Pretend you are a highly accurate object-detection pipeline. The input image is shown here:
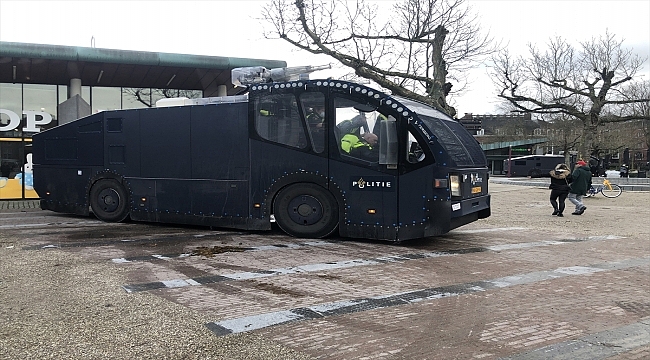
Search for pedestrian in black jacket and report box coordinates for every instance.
[549,163,572,217]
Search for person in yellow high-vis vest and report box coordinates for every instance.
[341,132,378,161]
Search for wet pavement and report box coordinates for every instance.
[1,183,649,359]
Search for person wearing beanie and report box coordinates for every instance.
[549,163,572,216]
[568,159,592,215]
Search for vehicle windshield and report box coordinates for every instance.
[394,96,486,167]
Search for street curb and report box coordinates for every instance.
[0,199,41,211]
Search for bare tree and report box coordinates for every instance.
[619,80,650,150]
[492,31,650,158]
[262,0,497,117]
[538,113,582,162]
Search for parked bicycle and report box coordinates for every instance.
[585,178,622,198]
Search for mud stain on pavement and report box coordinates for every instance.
[249,281,307,297]
[192,245,254,257]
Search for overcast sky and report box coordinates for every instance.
[1,0,648,115]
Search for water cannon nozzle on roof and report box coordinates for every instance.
[231,64,332,87]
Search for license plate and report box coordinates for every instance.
[471,186,482,194]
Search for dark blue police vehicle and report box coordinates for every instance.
[32,66,490,241]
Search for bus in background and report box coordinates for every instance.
[504,154,606,178]
[32,66,490,242]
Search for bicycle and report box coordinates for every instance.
[585,178,622,198]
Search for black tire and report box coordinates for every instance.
[273,183,338,238]
[601,184,622,198]
[90,179,130,222]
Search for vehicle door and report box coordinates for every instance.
[328,93,398,240]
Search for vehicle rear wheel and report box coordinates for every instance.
[90,179,130,222]
[601,184,622,198]
[273,183,338,238]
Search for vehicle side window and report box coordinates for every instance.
[254,94,307,149]
[299,92,325,153]
[334,97,386,163]
[407,131,426,164]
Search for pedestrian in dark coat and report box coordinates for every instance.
[568,159,592,215]
[549,163,572,217]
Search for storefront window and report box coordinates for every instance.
[122,88,202,108]
[58,85,67,104]
[0,83,22,138]
[182,90,203,99]
[0,140,24,176]
[23,84,58,137]
[122,87,151,109]
[92,87,121,114]
[152,88,174,106]
[82,86,91,105]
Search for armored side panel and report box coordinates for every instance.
[102,110,141,178]
[128,103,254,229]
[33,113,105,215]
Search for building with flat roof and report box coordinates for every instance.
[0,41,286,199]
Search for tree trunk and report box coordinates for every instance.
[580,124,597,160]
[429,26,455,117]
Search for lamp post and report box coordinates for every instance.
[507,145,512,178]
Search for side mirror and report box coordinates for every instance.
[379,116,398,168]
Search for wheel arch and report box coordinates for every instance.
[263,172,334,217]
[262,172,344,230]
[88,170,131,201]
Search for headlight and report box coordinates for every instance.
[450,175,461,196]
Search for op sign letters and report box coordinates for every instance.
[0,109,53,132]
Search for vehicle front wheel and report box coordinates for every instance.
[90,179,130,222]
[273,183,338,238]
